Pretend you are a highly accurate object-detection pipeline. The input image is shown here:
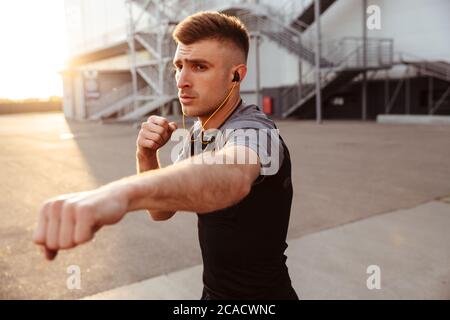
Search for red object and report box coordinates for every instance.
[263,96,273,115]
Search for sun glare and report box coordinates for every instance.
[0,0,67,100]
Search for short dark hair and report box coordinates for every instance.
[173,11,250,62]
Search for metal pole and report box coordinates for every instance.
[362,0,367,120]
[384,70,389,113]
[127,1,138,111]
[158,31,166,115]
[298,59,303,101]
[255,33,262,107]
[298,29,303,101]
[156,4,166,116]
[314,0,322,123]
[405,67,410,114]
[428,76,433,114]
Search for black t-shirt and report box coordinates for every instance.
[175,101,298,299]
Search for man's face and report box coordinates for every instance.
[173,39,240,117]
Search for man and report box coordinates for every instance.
[33,12,298,300]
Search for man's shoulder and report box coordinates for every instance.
[221,102,277,131]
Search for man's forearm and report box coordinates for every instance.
[124,150,254,214]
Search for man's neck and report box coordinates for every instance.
[198,93,241,131]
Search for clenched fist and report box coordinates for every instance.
[32,184,129,260]
[137,115,177,159]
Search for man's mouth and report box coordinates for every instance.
[179,95,196,104]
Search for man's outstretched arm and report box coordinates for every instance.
[32,145,260,260]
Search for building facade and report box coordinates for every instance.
[62,0,450,121]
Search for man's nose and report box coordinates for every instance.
[176,69,191,89]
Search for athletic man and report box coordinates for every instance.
[33,12,298,300]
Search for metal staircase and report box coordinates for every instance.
[80,0,350,121]
[87,83,134,120]
[237,11,333,67]
[282,37,394,117]
[393,52,450,115]
[399,53,450,83]
[279,0,337,33]
[91,0,393,120]
[116,0,182,121]
[121,0,239,121]
[117,0,333,121]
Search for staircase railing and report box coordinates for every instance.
[88,84,155,120]
[281,36,394,116]
[233,9,331,66]
[397,52,450,82]
[281,40,361,116]
[87,82,133,118]
[278,0,313,26]
[129,0,375,119]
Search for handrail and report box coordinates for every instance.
[133,0,153,28]
[280,36,394,116]
[87,83,133,116]
[89,85,155,120]
[278,0,312,25]
[236,10,324,65]
[396,51,450,81]
[282,41,363,97]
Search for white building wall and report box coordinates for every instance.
[367,0,450,60]
[73,73,85,119]
[62,75,74,118]
[303,0,450,60]
[77,51,151,71]
[65,0,128,55]
[243,36,300,91]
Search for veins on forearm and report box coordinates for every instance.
[129,152,250,214]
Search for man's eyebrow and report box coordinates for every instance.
[173,58,213,66]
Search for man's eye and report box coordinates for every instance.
[172,66,181,75]
[194,65,206,71]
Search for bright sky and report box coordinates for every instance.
[0,0,67,100]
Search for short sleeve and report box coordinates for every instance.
[223,125,284,177]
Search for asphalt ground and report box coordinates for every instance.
[1,112,449,299]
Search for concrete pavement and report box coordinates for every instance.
[83,199,450,300]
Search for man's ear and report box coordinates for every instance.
[233,64,247,83]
